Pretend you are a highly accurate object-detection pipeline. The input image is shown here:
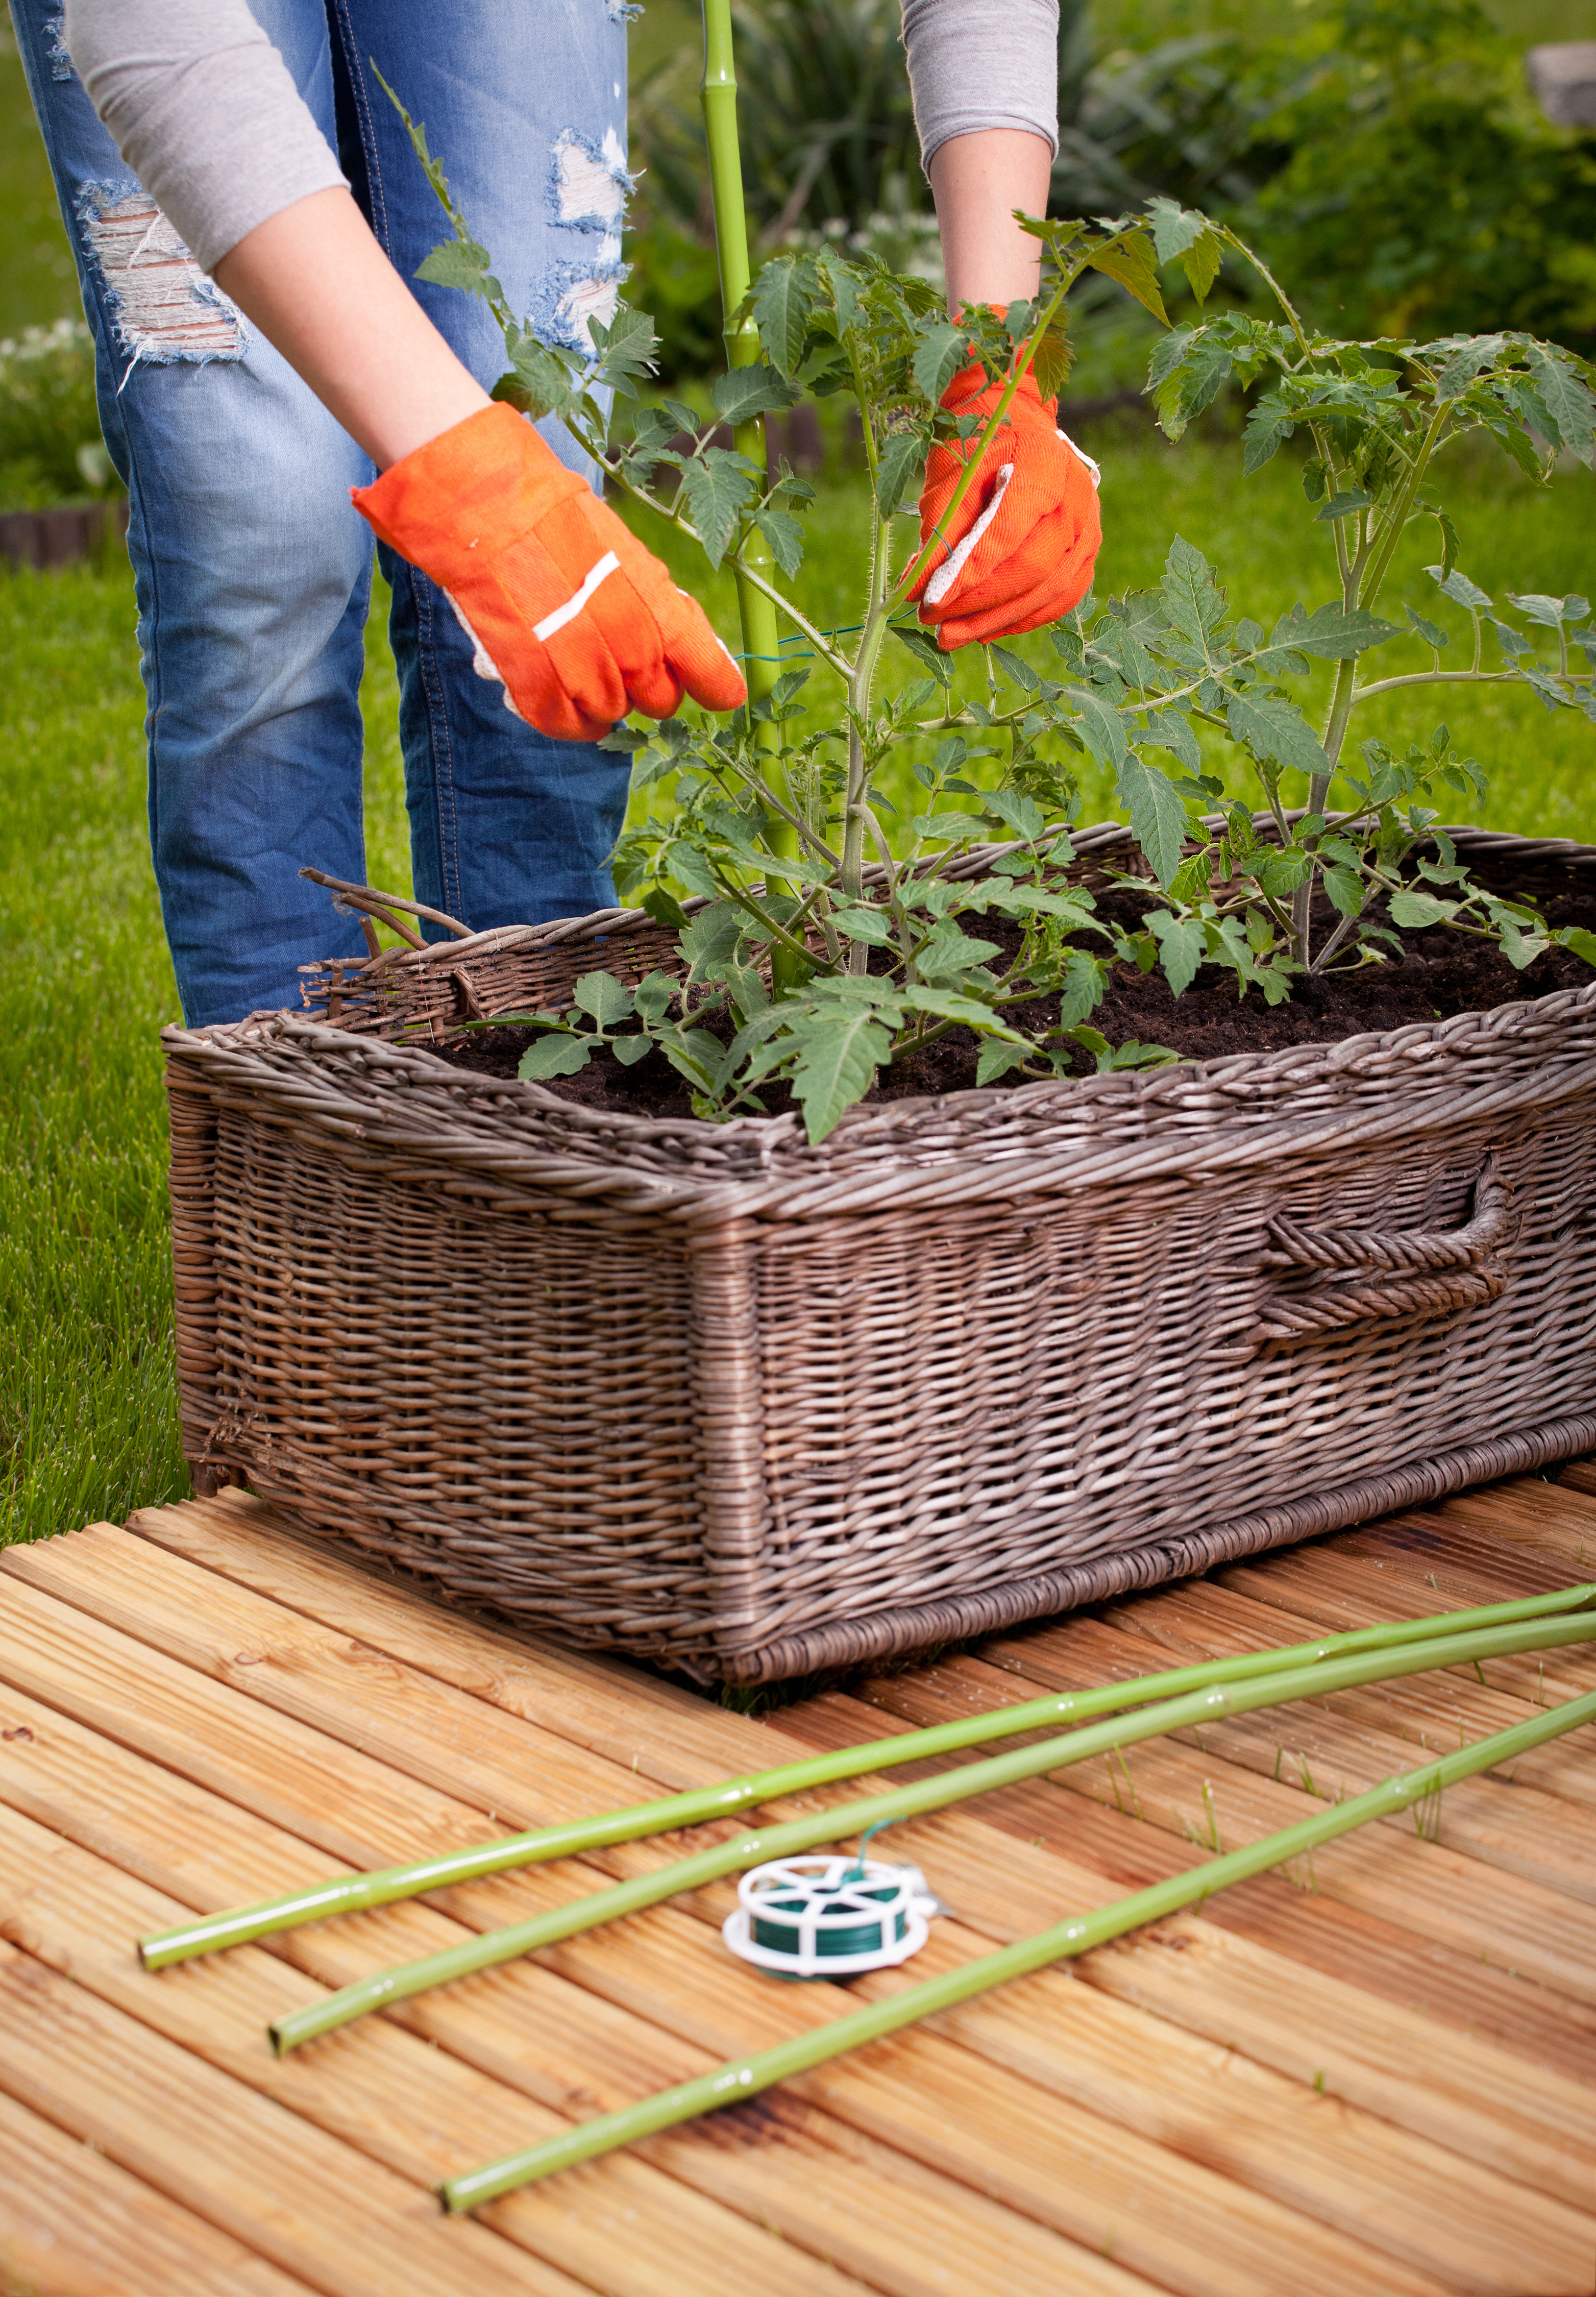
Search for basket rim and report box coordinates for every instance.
[289,814,1596,1021]
[163,820,1596,1197]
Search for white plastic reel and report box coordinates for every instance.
[722,1854,941,1978]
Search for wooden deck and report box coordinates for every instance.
[2,1473,1595,2297]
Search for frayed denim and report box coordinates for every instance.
[14,0,632,1022]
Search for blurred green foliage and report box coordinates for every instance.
[0,317,115,507]
[1244,0,1596,350]
[628,0,1596,385]
[0,24,80,341]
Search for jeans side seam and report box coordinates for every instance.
[412,573,462,924]
[325,0,392,253]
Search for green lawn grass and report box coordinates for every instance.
[0,564,408,1545]
[2,426,1592,1547]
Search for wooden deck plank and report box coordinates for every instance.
[124,1493,817,1782]
[0,1652,1171,2297]
[1,1579,1359,2297]
[0,1690,1176,2297]
[0,2087,316,2297]
[1017,1786,1596,2080]
[1077,1577,1596,1809]
[1069,1911,1596,2206]
[4,1536,1533,2296]
[0,1802,885,2297]
[0,1945,581,2297]
[10,1474,1594,2294]
[0,1631,1445,2297]
[0,1572,520,1875]
[539,1915,1464,2297]
[0,1523,738,1837]
[849,1949,1596,2284]
[778,1674,1596,2005]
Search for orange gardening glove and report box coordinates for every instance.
[352,402,746,743]
[907,360,1102,652]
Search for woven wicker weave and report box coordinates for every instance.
[163,821,1596,1681]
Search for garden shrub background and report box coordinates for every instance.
[2,0,1595,1541]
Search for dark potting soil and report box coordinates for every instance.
[430,868,1596,1125]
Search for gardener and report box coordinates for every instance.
[19,0,1090,1025]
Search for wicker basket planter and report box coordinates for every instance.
[163,821,1596,1682]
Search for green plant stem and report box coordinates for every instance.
[726,552,853,681]
[842,517,894,933]
[264,1608,1596,2056]
[1357,399,1449,616]
[441,1681,1596,2209]
[1355,669,1558,702]
[700,0,802,981]
[138,1578,1593,1972]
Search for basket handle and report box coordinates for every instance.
[1249,1155,1517,1344]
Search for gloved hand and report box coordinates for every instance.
[908,360,1101,652]
[352,403,747,743]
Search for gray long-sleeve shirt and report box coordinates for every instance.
[63,0,1060,275]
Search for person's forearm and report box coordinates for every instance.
[213,188,489,470]
[928,129,1052,316]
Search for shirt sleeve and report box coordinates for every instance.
[900,0,1060,169]
[63,0,348,274]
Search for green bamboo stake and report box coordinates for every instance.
[139,1578,1596,1971]
[700,0,804,913]
[266,1608,1596,2056]
[440,1680,1596,2210]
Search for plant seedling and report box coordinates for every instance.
[388,87,1596,1141]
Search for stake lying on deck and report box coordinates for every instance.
[266,1608,1596,2055]
[440,1682,1596,2211]
[137,1580,1596,1972]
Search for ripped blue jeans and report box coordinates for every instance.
[14,0,635,1024]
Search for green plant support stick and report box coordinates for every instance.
[440,1681,1596,2210]
[700,0,803,932]
[139,1579,1596,1970]
[266,1609,1596,2055]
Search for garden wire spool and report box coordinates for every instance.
[724,1823,941,1979]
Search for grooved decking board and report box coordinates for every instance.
[0,2086,316,2297]
[4,1476,1595,2296]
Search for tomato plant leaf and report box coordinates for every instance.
[1268,602,1398,660]
[1426,565,1493,613]
[416,238,501,302]
[1519,341,1594,466]
[1243,394,1293,473]
[1116,751,1188,887]
[1387,889,1455,928]
[572,971,634,1027]
[675,448,761,568]
[1144,908,1206,996]
[913,321,968,409]
[1071,687,1128,771]
[711,362,801,426]
[752,507,805,577]
[1403,603,1450,649]
[750,255,818,378]
[1085,231,1168,324]
[1161,534,1225,649]
[788,1008,894,1143]
[1226,688,1330,778]
[1029,308,1074,398]
[519,1033,598,1081]
[875,427,930,518]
